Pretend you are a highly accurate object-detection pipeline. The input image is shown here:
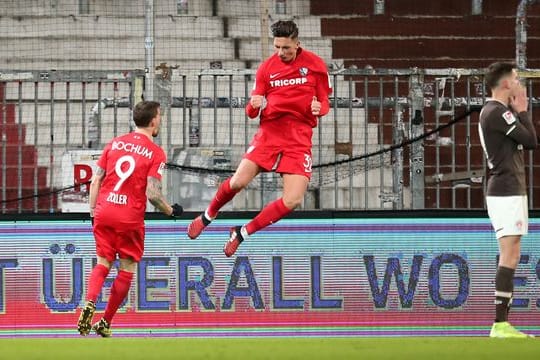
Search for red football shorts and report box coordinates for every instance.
[93,222,145,262]
[244,119,314,179]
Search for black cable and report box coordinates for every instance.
[165,108,478,172]
[1,108,478,205]
[314,108,478,169]
[0,181,91,205]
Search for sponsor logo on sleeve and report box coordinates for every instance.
[158,162,165,176]
[502,111,516,125]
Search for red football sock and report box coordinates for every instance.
[103,270,133,324]
[86,264,110,303]
[245,198,292,235]
[207,177,239,218]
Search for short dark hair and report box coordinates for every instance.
[271,20,298,39]
[133,100,160,127]
[485,62,515,90]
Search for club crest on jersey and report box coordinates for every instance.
[502,110,516,125]
[299,67,308,76]
[158,162,165,175]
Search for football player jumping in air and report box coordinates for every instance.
[187,20,332,257]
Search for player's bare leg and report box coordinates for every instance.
[490,236,532,338]
[224,173,307,257]
[229,159,261,190]
[281,173,309,209]
[189,159,260,240]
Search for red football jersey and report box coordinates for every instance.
[246,47,332,127]
[94,132,166,225]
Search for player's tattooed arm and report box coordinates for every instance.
[89,167,105,217]
[146,176,173,216]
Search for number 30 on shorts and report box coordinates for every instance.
[303,154,313,173]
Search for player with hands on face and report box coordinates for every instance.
[478,62,537,338]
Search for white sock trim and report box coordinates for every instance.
[240,225,249,240]
[495,290,512,298]
[204,210,214,222]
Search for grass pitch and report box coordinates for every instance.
[1,337,539,360]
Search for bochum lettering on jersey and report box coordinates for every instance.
[112,140,153,159]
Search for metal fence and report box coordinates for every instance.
[1,67,539,213]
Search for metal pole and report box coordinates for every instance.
[1,83,6,213]
[434,78,441,208]
[450,78,456,208]
[363,77,369,208]
[260,0,270,60]
[378,77,385,208]
[17,82,23,213]
[144,0,155,100]
[213,75,218,145]
[348,75,353,209]
[34,82,39,212]
[392,103,404,210]
[516,0,528,70]
[49,82,55,212]
[409,72,425,209]
[65,82,70,149]
[113,82,118,138]
[528,79,534,208]
[97,83,102,147]
[515,0,539,70]
[81,82,86,147]
[244,74,250,210]
[228,74,233,146]
[333,74,338,209]
[182,75,187,148]
[471,0,482,15]
[374,0,385,15]
[155,66,172,148]
[155,69,172,199]
[466,77,472,208]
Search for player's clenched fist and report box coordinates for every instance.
[250,95,265,109]
[311,96,321,116]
